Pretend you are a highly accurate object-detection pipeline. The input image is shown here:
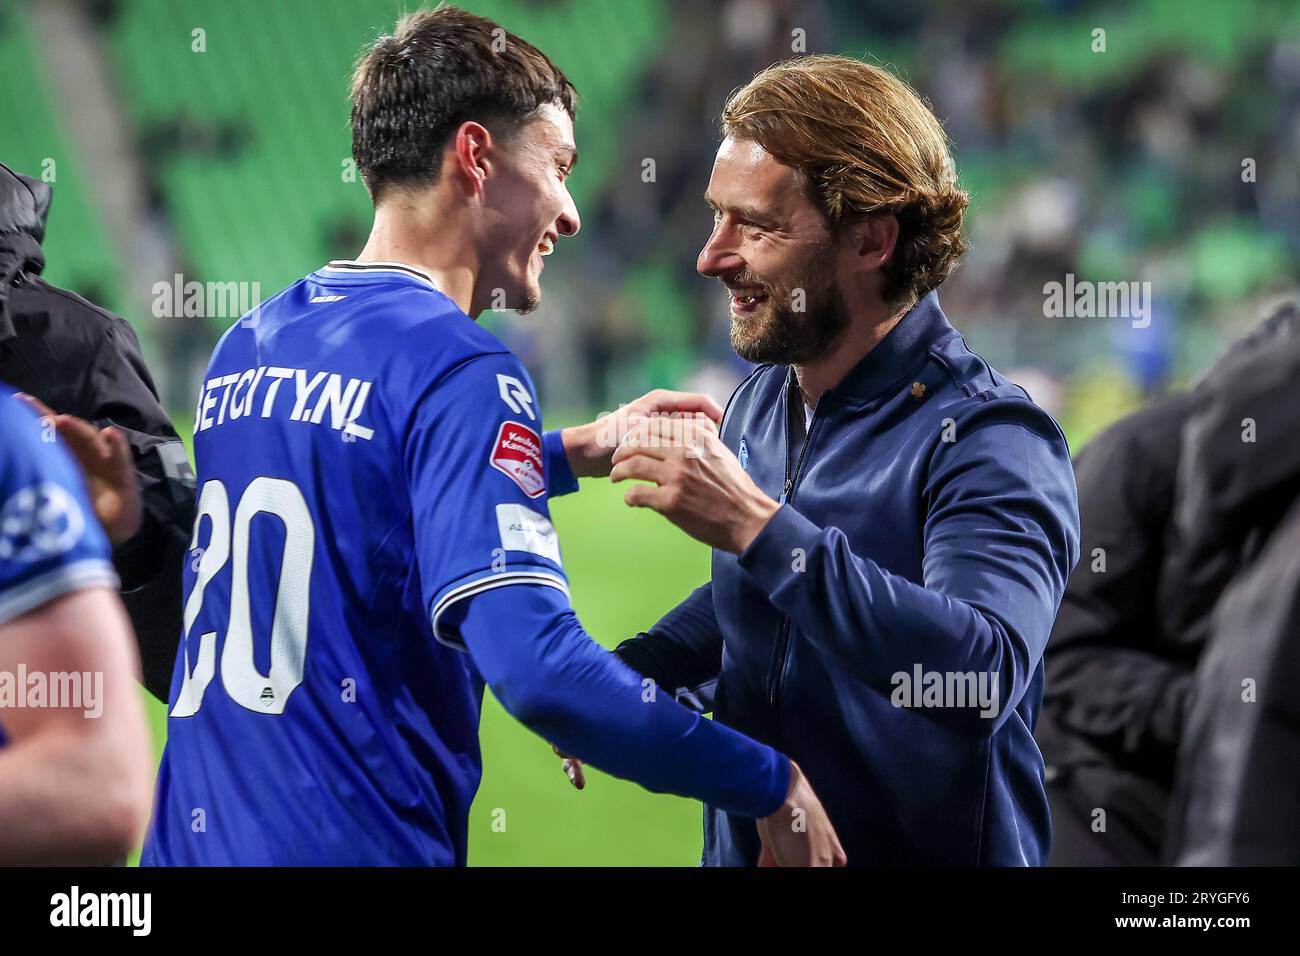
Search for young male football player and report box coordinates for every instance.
[143,7,843,866]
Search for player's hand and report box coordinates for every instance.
[756,760,847,867]
[610,414,779,554]
[15,394,142,547]
[560,390,724,479]
[551,743,585,790]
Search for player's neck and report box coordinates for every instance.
[356,204,479,316]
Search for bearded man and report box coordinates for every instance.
[570,55,1081,866]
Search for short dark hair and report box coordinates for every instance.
[350,6,577,203]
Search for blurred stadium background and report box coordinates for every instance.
[2,0,1297,864]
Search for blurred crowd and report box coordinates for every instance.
[503,0,1300,430]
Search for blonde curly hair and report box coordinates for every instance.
[721,55,969,306]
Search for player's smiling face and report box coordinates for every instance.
[480,102,580,314]
[698,138,850,364]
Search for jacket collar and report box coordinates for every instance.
[820,290,955,406]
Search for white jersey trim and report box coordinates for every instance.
[320,260,440,291]
[429,570,569,652]
[0,559,120,627]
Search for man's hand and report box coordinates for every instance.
[560,390,724,479]
[15,395,142,547]
[610,414,779,554]
[757,761,847,867]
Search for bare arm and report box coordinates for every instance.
[0,587,154,864]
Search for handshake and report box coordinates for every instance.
[554,389,846,867]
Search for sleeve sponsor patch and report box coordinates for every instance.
[490,421,545,498]
[495,503,562,565]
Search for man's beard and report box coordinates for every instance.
[727,264,849,365]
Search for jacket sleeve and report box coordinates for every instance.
[736,398,1080,735]
[614,582,724,712]
[84,318,196,701]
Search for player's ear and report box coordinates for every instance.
[854,213,899,271]
[451,121,493,198]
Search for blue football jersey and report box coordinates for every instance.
[143,261,571,865]
[0,385,118,746]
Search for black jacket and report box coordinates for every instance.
[0,162,193,700]
[1034,390,1197,862]
[1036,301,1300,862]
[1166,496,1300,864]
[1164,323,1300,863]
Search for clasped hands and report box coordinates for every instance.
[561,389,780,555]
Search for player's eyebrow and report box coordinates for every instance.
[704,193,777,227]
[557,144,578,171]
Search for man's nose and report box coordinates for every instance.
[557,191,580,238]
[697,226,743,278]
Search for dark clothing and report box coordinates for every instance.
[1038,301,1300,864]
[0,163,193,700]
[1035,392,1198,864]
[1164,323,1300,863]
[620,293,1080,865]
[1172,317,1300,629]
[1166,497,1300,864]
[1047,765,1166,865]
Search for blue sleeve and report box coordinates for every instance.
[403,353,568,649]
[453,582,790,819]
[542,429,579,498]
[737,398,1080,735]
[0,392,118,624]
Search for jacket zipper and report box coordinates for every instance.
[766,372,817,706]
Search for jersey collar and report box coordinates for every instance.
[320,259,440,291]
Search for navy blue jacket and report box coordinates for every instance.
[620,292,1080,865]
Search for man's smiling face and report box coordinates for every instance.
[696,137,850,364]
[479,102,581,313]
